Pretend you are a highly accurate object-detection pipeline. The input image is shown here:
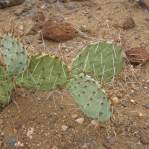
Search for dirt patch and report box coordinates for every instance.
[0,0,149,148]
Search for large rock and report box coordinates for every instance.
[0,0,25,9]
[137,0,149,9]
[42,17,77,42]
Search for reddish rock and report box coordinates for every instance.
[125,47,149,65]
[42,18,77,42]
[121,17,135,30]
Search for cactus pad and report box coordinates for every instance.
[16,54,69,91]
[0,80,13,105]
[67,74,112,122]
[0,65,6,80]
[72,42,123,82]
[0,34,29,76]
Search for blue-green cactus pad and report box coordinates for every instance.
[0,34,29,76]
[67,74,112,122]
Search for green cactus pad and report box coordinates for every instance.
[0,65,6,80]
[16,54,69,91]
[71,42,123,82]
[67,74,112,122]
[0,34,29,76]
[0,80,13,105]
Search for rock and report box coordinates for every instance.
[138,112,143,117]
[82,143,92,149]
[115,17,135,30]
[71,114,78,119]
[137,0,149,9]
[110,97,119,105]
[125,47,149,65]
[0,0,25,9]
[103,137,117,149]
[140,131,149,144]
[75,117,84,124]
[26,127,34,139]
[52,145,58,149]
[61,125,68,131]
[5,136,17,149]
[143,104,149,109]
[144,0,149,9]
[91,120,99,127]
[42,17,77,42]
[130,99,135,104]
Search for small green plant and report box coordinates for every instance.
[0,34,123,122]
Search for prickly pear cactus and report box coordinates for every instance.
[16,54,69,91]
[67,73,112,122]
[72,42,123,82]
[0,66,6,80]
[0,34,29,77]
[0,80,13,105]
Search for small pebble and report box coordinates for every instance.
[52,145,58,149]
[130,99,135,104]
[61,125,68,131]
[143,104,149,109]
[72,114,78,119]
[140,132,149,145]
[75,117,84,124]
[138,112,143,117]
[91,120,99,127]
[111,97,119,105]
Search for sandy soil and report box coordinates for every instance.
[0,0,149,148]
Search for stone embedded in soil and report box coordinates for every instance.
[137,0,149,9]
[61,125,68,131]
[0,0,25,9]
[110,97,119,105]
[91,120,99,127]
[103,137,117,149]
[143,104,149,109]
[140,131,149,144]
[125,47,149,65]
[42,18,77,42]
[75,117,84,124]
[122,17,135,29]
[144,0,149,9]
[5,136,17,149]
[72,114,78,119]
[82,143,92,149]
[115,17,135,30]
